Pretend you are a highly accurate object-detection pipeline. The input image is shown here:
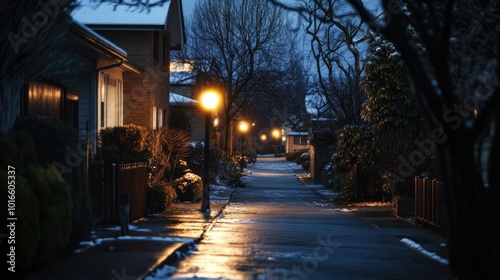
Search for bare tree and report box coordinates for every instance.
[270,0,500,278]
[305,0,370,125]
[188,0,296,152]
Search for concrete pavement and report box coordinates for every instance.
[167,156,453,280]
[24,186,235,280]
[23,156,453,279]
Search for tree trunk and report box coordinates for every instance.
[439,134,500,279]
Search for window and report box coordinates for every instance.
[27,81,63,118]
[64,91,79,129]
[153,106,158,129]
[294,135,308,145]
[99,74,123,128]
[162,109,168,128]
[152,108,167,129]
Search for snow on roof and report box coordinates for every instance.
[72,19,127,56]
[72,0,171,28]
[285,131,309,136]
[170,92,198,105]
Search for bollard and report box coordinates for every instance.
[119,193,130,235]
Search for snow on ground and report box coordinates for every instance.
[100,224,152,232]
[76,236,195,254]
[400,238,449,265]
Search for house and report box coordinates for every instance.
[169,92,206,141]
[72,0,186,131]
[21,19,141,151]
[284,131,309,154]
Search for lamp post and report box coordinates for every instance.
[200,89,220,212]
[238,121,249,172]
[272,128,281,156]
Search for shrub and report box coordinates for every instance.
[173,172,203,202]
[27,165,72,266]
[185,142,243,187]
[146,181,177,214]
[334,125,380,202]
[149,127,190,184]
[14,116,92,249]
[295,152,310,172]
[99,124,150,164]
[286,151,303,162]
[1,133,40,273]
[4,173,39,274]
[13,116,78,167]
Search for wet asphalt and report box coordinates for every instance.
[167,156,454,280]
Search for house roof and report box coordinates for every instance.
[71,19,142,74]
[72,0,171,29]
[170,92,198,105]
[72,19,127,56]
[72,0,185,49]
[285,131,309,136]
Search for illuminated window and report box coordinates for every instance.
[28,81,62,118]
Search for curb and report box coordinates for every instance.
[138,242,192,279]
[142,187,238,279]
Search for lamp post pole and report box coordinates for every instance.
[200,90,220,212]
[238,121,249,172]
[201,110,211,212]
[272,129,281,157]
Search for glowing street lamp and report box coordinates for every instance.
[238,121,250,172]
[239,121,249,133]
[200,89,220,212]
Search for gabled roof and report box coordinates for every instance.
[72,0,171,29]
[72,0,185,49]
[285,131,309,136]
[71,19,142,74]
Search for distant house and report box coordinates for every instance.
[72,0,186,131]
[170,60,196,98]
[284,131,309,154]
[169,92,206,141]
[21,20,141,150]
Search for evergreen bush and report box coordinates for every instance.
[1,133,40,273]
[99,124,150,164]
[27,165,72,266]
[173,172,203,202]
[146,181,177,213]
[334,125,380,202]
[14,116,92,249]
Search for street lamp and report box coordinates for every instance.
[272,128,281,156]
[200,89,220,212]
[238,121,249,172]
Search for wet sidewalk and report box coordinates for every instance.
[24,156,451,279]
[25,185,236,280]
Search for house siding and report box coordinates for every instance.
[96,30,170,129]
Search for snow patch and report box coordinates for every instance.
[400,238,449,265]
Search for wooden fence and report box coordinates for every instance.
[92,162,148,223]
[414,176,447,232]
